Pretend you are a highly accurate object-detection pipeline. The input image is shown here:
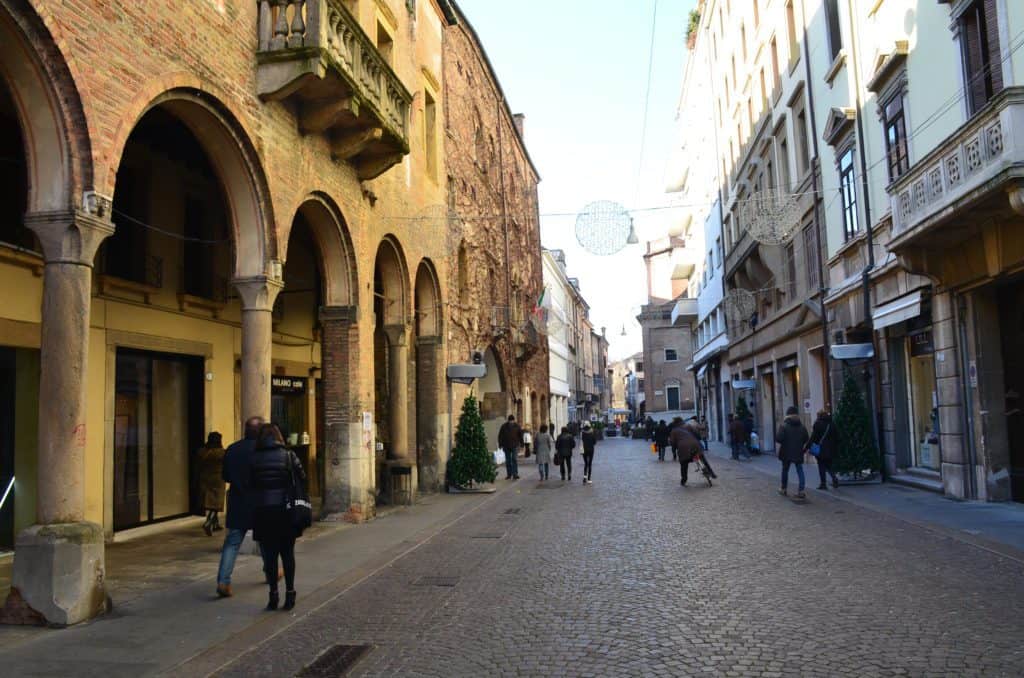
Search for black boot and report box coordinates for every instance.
[266,589,279,611]
[283,590,296,611]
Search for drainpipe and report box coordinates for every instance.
[844,0,885,477]
[799,2,833,405]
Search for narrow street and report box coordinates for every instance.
[196,437,1023,677]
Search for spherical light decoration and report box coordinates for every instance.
[724,288,757,331]
[575,200,632,256]
[738,189,801,245]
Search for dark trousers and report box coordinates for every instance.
[818,457,837,485]
[260,536,296,592]
[681,453,715,483]
[670,444,678,461]
[560,456,572,480]
[657,443,667,460]
[503,446,518,478]
[582,451,594,479]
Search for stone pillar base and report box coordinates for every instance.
[1,522,106,626]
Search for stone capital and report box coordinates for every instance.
[383,323,408,346]
[25,209,114,266]
[233,276,284,311]
[319,305,358,324]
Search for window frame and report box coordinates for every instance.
[664,348,679,362]
[838,145,859,241]
[882,90,910,181]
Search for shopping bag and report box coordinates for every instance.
[492,448,506,466]
[650,443,657,454]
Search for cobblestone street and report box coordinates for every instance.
[211,437,1024,677]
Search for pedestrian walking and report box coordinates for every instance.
[655,420,670,461]
[522,427,533,458]
[534,424,554,481]
[581,423,597,484]
[198,432,226,536]
[777,406,810,499]
[555,426,575,481]
[728,413,749,460]
[251,423,306,611]
[807,408,840,489]
[498,414,522,480]
[697,416,710,451]
[672,422,715,486]
[216,416,265,598]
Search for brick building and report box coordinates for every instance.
[442,3,548,446]
[0,0,545,625]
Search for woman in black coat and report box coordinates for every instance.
[654,420,670,461]
[807,409,840,489]
[555,426,576,482]
[251,423,306,611]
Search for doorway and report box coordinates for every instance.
[998,281,1024,501]
[113,349,204,530]
[0,349,14,550]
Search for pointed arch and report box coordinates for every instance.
[414,258,443,338]
[374,235,410,325]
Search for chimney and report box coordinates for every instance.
[513,113,525,138]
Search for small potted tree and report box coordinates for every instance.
[447,393,497,493]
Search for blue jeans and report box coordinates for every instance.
[781,460,805,492]
[217,528,250,585]
[538,462,549,480]
[503,447,518,478]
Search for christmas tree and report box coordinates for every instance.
[735,395,752,420]
[447,393,496,488]
[834,366,880,477]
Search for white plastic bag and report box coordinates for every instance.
[492,448,506,466]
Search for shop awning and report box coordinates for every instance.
[830,343,875,360]
[872,290,922,330]
[731,379,756,391]
[696,364,708,379]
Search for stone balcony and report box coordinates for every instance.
[256,0,412,180]
[888,87,1024,260]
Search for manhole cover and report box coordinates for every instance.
[414,576,460,587]
[504,508,522,515]
[296,644,372,677]
[471,531,505,539]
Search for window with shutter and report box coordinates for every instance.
[960,0,1003,116]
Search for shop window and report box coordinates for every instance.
[907,330,940,470]
[959,0,1002,116]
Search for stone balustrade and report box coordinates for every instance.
[256,0,412,179]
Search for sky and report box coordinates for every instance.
[456,0,697,361]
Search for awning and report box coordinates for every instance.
[872,290,922,330]
[831,343,875,360]
[731,379,756,391]
[696,364,708,379]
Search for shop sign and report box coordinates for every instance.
[969,360,978,388]
[909,330,933,357]
[272,376,307,394]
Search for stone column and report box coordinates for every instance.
[4,209,113,626]
[319,306,371,521]
[416,335,442,492]
[384,324,409,460]
[234,277,283,421]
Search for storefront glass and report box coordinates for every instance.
[907,330,940,471]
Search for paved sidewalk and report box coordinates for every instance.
[702,441,1024,560]
[0,488,510,676]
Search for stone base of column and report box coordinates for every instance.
[0,522,107,626]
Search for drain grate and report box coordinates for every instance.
[414,576,460,587]
[471,531,506,539]
[296,644,373,677]
[504,508,522,515]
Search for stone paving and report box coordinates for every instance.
[217,437,1024,677]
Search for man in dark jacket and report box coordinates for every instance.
[216,415,263,597]
[728,414,749,460]
[655,420,670,461]
[580,424,597,484]
[671,423,715,485]
[777,406,810,498]
[807,408,840,489]
[498,415,522,480]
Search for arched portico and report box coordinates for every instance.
[0,3,110,626]
[414,260,444,492]
[374,236,411,457]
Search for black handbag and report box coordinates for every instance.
[285,451,312,536]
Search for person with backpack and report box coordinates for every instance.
[580,423,597,484]
[806,408,840,489]
[776,406,810,499]
[555,426,575,482]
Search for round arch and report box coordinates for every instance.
[414,258,443,338]
[109,87,274,278]
[0,6,92,213]
[374,235,410,326]
[289,193,358,307]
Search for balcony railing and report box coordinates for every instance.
[890,87,1024,243]
[256,0,412,180]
